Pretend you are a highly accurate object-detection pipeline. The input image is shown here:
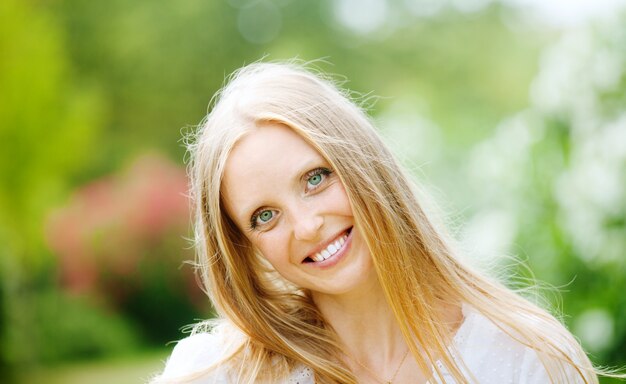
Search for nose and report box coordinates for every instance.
[291,204,323,241]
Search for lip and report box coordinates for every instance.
[301,227,353,269]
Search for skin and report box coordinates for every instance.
[222,122,461,383]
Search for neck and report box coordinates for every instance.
[311,270,405,364]
[310,270,464,383]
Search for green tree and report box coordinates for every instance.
[0,0,103,375]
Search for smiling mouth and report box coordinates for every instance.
[303,227,352,263]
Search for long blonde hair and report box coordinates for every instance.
[187,61,598,383]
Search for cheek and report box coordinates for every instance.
[253,232,291,269]
[328,183,353,216]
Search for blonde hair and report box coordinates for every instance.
[186,61,599,383]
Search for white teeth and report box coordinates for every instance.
[310,232,349,262]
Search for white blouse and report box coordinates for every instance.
[150,306,583,383]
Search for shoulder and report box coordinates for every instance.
[149,322,243,384]
[451,306,587,383]
[149,321,316,384]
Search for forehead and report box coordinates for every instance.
[221,123,323,218]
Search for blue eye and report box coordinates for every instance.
[258,210,273,223]
[308,174,323,186]
[250,209,276,229]
[306,168,332,190]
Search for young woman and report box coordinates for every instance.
[151,61,603,383]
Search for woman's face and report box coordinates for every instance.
[221,123,373,296]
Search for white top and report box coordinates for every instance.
[150,306,584,384]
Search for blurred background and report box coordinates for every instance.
[1,0,625,382]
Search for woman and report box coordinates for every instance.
[151,61,601,383]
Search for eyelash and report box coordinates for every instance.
[248,167,333,230]
[305,167,332,191]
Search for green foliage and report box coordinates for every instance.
[0,0,103,264]
[24,291,140,363]
[455,12,626,372]
[0,0,104,376]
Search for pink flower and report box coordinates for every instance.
[46,153,196,304]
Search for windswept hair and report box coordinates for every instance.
[184,60,600,383]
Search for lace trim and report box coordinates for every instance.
[288,365,315,384]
